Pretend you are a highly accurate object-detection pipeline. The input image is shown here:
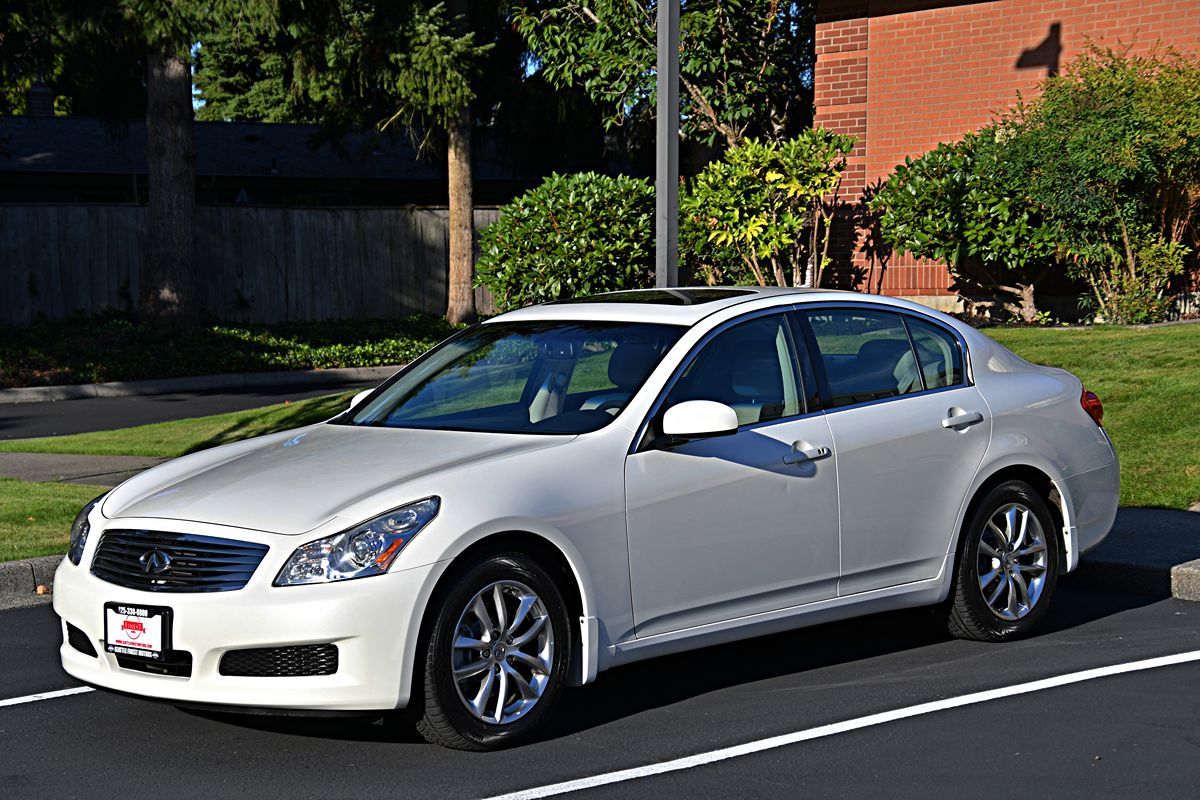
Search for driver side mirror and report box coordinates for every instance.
[661,400,739,441]
[349,389,373,410]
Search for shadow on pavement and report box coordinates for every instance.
[181,585,1157,745]
[1073,507,1200,597]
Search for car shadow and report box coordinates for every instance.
[181,584,1156,745]
[546,583,1155,739]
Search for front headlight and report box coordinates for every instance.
[68,494,106,565]
[274,497,440,587]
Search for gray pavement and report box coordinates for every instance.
[0,365,399,405]
[1074,507,1200,601]
[0,452,168,486]
[1,585,1197,799]
[0,382,378,441]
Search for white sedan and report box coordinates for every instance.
[54,287,1118,750]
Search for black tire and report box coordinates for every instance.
[416,552,571,751]
[947,480,1060,642]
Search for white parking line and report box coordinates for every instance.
[481,649,1200,800]
[0,686,94,708]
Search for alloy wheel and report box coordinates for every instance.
[976,502,1049,621]
[450,580,555,725]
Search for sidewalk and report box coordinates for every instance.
[0,365,400,404]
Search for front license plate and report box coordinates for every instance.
[104,603,172,660]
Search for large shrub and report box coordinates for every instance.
[475,172,655,310]
[870,127,1056,321]
[681,129,855,288]
[1000,44,1200,322]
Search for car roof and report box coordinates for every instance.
[487,286,846,326]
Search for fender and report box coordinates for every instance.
[393,517,603,710]
[951,453,1080,579]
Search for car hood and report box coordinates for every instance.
[101,423,572,535]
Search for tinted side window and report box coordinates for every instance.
[666,315,804,426]
[906,317,964,389]
[804,310,922,407]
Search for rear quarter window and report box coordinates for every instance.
[906,317,964,389]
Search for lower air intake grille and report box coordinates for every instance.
[66,622,98,657]
[219,644,339,677]
[90,529,268,593]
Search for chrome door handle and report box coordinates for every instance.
[783,441,832,464]
[941,410,984,429]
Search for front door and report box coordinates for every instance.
[624,313,841,638]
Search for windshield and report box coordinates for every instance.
[343,320,685,435]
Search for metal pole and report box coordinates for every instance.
[655,0,680,288]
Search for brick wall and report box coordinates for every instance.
[814,0,1200,304]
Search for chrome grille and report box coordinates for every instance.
[90,529,268,593]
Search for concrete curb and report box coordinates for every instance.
[0,365,403,405]
[1171,559,1200,602]
[0,555,62,610]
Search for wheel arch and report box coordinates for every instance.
[410,528,595,708]
[952,460,1077,581]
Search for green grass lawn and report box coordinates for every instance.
[986,324,1199,510]
[1,324,1196,563]
[0,478,109,561]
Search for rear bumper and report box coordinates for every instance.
[1065,459,1120,560]
[53,554,437,712]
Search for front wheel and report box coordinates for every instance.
[416,552,571,750]
[947,480,1060,642]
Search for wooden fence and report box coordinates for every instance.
[0,205,500,325]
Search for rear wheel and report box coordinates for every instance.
[947,480,1060,642]
[416,552,570,750]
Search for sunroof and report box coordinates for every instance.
[552,288,755,306]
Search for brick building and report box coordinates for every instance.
[814,0,1200,310]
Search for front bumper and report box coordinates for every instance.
[53,527,441,712]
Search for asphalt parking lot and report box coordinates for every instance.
[3,582,1199,799]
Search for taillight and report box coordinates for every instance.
[1081,389,1104,427]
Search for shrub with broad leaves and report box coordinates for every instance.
[475,172,655,310]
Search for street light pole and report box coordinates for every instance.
[655,0,680,288]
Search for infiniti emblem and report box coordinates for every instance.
[139,549,172,575]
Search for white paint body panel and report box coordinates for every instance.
[828,384,992,595]
[55,289,1118,711]
[625,413,839,636]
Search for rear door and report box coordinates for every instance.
[798,307,991,595]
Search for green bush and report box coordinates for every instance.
[680,130,854,289]
[475,172,655,310]
[870,127,1056,321]
[999,44,1199,322]
[0,313,457,388]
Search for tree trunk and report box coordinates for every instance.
[446,108,477,324]
[142,51,198,321]
[1015,282,1038,323]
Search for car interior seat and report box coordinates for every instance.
[832,338,923,401]
[578,342,662,414]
